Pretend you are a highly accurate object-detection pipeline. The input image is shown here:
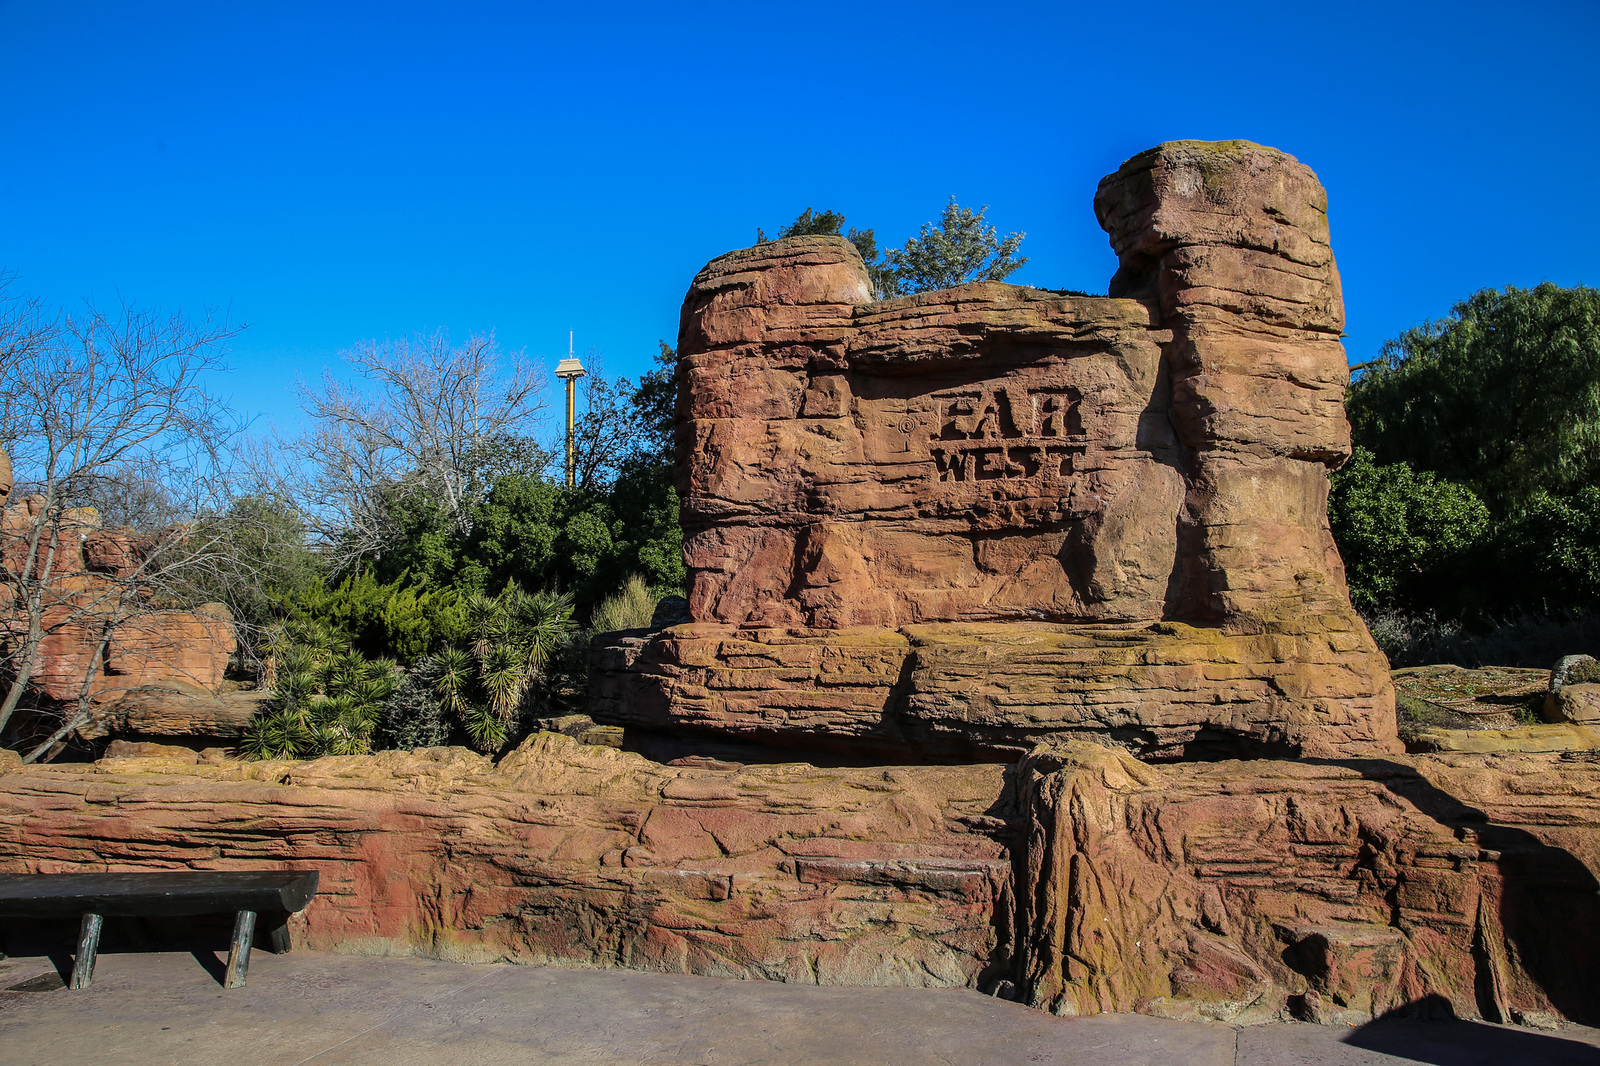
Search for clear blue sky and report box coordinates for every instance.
[2,0,1596,436]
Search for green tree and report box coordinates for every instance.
[183,495,324,634]
[761,202,1026,300]
[762,209,895,299]
[881,198,1027,296]
[1328,448,1491,613]
[1496,487,1600,612]
[1347,283,1600,511]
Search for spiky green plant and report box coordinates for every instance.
[413,582,574,752]
[240,638,399,760]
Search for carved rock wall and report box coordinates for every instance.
[0,736,1014,987]
[7,740,1600,1029]
[1016,743,1600,1028]
[597,140,1395,761]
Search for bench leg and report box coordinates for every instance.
[225,909,256,989]
[70,913,103,990]
[263,912,292,954]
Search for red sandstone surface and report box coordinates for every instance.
[5,737,1599,1028]
[0,736,1014,988]
[595,139,1395,761]
[0,483,235,709]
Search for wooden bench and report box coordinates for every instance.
[0,870,318,989]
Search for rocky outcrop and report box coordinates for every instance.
[0,468,236,713]
[1016,742,1600,1028]
[597,139,1396,761]
[0,735,1014,988]
[7,738,1600,1028]
[1546,655,1600,724]
[593,617,1394,762]
[81,681,267,744]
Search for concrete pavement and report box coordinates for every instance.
[4,949,1600,1065]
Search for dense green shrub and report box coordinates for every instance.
[375,667,450,750]
[285,571,464,665]
[1495,487,1600,612]
[1336,283,1600,635]
[1329,448,1491,614]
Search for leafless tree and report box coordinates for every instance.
[568,351,650,491]
[0,280,246,760]
[277,330,549,571]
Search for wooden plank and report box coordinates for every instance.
[224,910,255,989]
[70,912,102,990]
[0,871,318,919]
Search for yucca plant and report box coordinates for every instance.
[416,582,574,753]
[240,632,399,760]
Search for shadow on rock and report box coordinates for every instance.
[1338,760,1600,1027]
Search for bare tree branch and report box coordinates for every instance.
[280,330,549,571]
[0,280,245,748]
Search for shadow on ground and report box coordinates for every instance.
[1,912,239,989]
[1345,1016,1600,1065]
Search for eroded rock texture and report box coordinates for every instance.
[1017,743,1600,1027]
[0,735,1014,987]
[7,739,1600,1028]
[595,140,1396,761]
[0,444,235,713]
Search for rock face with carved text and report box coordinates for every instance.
[593,141,1397,761]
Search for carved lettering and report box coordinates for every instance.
[974,448,1008,480]
[925,388,1090,484]
[932,447,974,482]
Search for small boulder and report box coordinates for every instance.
[103,740,200,763]
[1545,655,1600,723]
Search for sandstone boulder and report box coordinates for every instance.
[597,139,1396,761]
[82,680,266,742]
[102,739,200,763]
[1545,655,1600,723]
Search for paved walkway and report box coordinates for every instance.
[4,949,1600,1065]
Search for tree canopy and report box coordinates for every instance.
[1347,282,1600,511]
[761,200,1027,300]
[1332,282,1600,626]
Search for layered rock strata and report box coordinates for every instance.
[595,140,1396,761]
[0,735,1015,987]
[7,740,1600,1028]
[1016,743,1600,1028]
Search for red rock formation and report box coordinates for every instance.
[0,735,1014,988]
[0,453,236,713]
[596,140,1396,761]
[1015,742,1600,1028]
[6,738,1600,1028]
